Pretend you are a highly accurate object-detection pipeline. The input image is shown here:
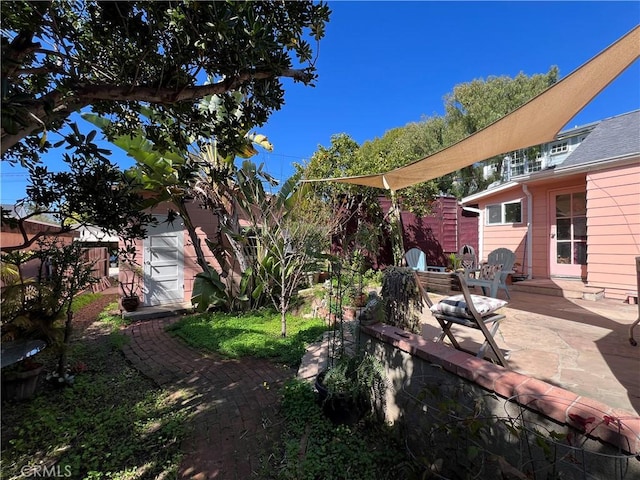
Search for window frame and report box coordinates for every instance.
[485,200,523,225]
[550,141,568,155]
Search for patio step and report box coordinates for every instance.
[122,302,193,321]
[510,278,604,301]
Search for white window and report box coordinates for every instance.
[528,153,543,172]
[486,201,522,225]
[550,141,568,155]
[242,229,259,263]
[510,151,525,176]
[508,149,543,177]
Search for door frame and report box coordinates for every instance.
[142,215,184,306]
[548,187,587,279]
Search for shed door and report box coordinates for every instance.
[143,217,184,306]
[549,190,587,278]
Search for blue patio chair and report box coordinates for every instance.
[405,248,446,272]
[405,248,426,271]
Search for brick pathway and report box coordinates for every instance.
[122,317,295,480]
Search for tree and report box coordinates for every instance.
[300,133,385,260]
[1,0,330,253]
[441,68,559,198]
[0,138,154,253]
[84,106,278,312]
[300,71,559,264]
[306,68,559,214]
[2,1,330,162]
[1,238,98,381]
[236,166,333,337]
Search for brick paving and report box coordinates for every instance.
[122,317,295,480]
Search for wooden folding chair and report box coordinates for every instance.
[414,271,510,368]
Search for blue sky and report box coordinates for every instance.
[1,1,639,203]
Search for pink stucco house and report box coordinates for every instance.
[460,110,639,301]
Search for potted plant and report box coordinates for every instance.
[1,357,44,401]
[348,284,368,308]
[119,262,143,312]
[314,261,386,424]
[315,353,385,424]
[447,253,463,272]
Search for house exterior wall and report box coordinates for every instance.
[586,162,640,300]
[474,187,528,271]
[470,165,639,300]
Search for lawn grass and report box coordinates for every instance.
[71,292,103,312]
[166,309,327,367]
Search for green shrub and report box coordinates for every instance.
[271,379,413,480]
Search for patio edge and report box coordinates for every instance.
[362,323,640,455]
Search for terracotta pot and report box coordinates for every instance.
[350,293,367,307]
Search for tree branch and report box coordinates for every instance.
[1,214,72,253]
[1,90,87,156]
[76,68,313,103]
[1,68,312,155]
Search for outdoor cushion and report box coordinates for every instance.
[430,294,507,319]
[480,263,503,280]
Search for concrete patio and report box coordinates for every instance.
[298,287,639,416]
[418,288,640,415]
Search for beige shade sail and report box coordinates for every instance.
[306,25,640,192]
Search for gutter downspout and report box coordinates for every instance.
[522,185,533,279]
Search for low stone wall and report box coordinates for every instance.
[360,323,640,479]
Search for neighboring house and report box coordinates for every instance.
[1,207,113,286]
[1,207,79,282]
[460,110,640,301]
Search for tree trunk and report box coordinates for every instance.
[280,267,288,337]
[176,200,209,272]
[57,306,74,379]
[388,191,406,266]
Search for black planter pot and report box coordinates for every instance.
[121,295,140,312]
[315,370,364,425]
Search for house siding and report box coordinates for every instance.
[463,111,639,302]
[586,163,640,300]
[476,188,528,269]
